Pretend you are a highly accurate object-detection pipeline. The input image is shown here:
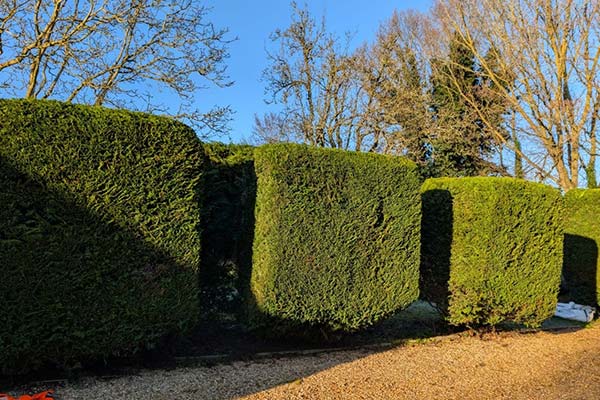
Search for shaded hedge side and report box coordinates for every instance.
[199,143,256,320]
[563,189,600,305]
[421,177,563,327]
[0,99,204,373]
[251,144,421,332]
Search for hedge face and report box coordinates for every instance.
[421,177,563,327]
[251,144,421,332]
[0,99,204,373]
[563,189,600,305]
[200,143,256,320]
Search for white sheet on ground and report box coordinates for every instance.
[555,302,595,322]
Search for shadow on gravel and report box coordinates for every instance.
[4,306,591,399]
[178,300,588,366]
[0,301,454,399]
[175,301,456,362]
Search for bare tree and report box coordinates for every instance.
[435,0,600,189]
[252,112,297,144]
[353,10,435,162]
[0,0,232,136]
[259,2,372,151]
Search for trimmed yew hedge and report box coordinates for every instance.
[0,99,204,373]
[250,143,421,332]
[563,189,600,305]
[421,177,563,327]
[200,143,256,320]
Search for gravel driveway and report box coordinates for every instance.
[13,322,600,400]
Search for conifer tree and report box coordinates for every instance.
[429,33,505,177]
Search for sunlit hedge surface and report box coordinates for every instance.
[421,177,563,327]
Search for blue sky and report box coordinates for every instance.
[201,1,433,143]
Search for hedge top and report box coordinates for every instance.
[565,188,600,202]
[421,176,561,195]
[0,98,204,269]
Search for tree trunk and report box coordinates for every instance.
[587,135,597,188]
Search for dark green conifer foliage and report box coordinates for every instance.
[250,144,421,333]
[429,34,508,177]
[563,189,600,305]
[421,177,563,327]
[199,143,256,320]
[0,99,204,373]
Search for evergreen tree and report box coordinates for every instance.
[429,33,505,177]
[376,46,431,165]
[396,48,431,166]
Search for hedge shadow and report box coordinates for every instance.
[0,99,204,375]
[420,189,453,314]
[420,177,564,327]
[563,189,600,306]
[198,143,257,321]
[563,234,598,305]
[0,157,198,375]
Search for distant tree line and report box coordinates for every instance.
[256,0,600,189]
[1,0,598,189]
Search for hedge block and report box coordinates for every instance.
[563,189,600,305]
[199,143,256,320]
[0,99,204,373]
[421,177,563,327]
[251,144,421,332]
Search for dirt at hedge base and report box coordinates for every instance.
[49,323,600,400]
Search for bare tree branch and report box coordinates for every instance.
[436,0,600,189]
[0,0,233,137]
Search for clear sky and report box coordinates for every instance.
[201,1,433,143]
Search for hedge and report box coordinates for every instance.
[0,99,204,373]
[250,143,421,332]
[421,177,563,327]
[199,143,256,320]
[563,189,600,305]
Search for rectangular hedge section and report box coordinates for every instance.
[421,177,563,327]
[0,99,204,373]
[251,144,421,332]
[563,189,600,306]
[199,143,256,320]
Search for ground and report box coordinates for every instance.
[8,320,600,400]
[239,323,600,400]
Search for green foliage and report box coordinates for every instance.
[200,142,256,320]
[0,99,204,373]
[429,33,508,177]
[251,143,421,332]
[421,177,563,327]
[563,189,600,305]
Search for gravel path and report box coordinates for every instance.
[18,323,600,400]
[240,325,600,400]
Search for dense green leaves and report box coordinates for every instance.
[0,99,204,373]
[421,177,563,327]
[563,189,600,305]
[0,98,576,372]
[429,33,509,178]
[250,144,421,332]
[199,143,256,320]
